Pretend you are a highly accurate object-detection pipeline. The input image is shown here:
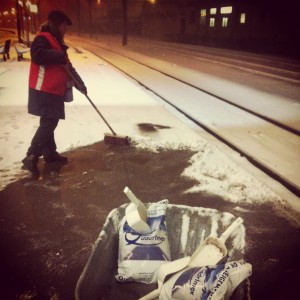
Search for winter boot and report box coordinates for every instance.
[22,154,39,173]
[44,151,68,163]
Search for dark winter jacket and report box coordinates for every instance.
[28,31,85,119]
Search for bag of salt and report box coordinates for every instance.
[159,260,252,300]
[115,199,171,284]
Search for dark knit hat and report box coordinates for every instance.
[48,10,72,26]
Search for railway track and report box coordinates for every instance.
[68,36,300,197]
[128,39,300,83]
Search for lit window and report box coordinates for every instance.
[221,6,232,14]
[29,4,38,13]
[209,18,215,27]
[222,17,228,27]
[210,8,217,15]
[200,9,206,25]
[240,13,246,24]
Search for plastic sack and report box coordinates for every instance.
[159,260,252,300]
[115,200,171,284]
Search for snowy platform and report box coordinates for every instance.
[75,204,249,299]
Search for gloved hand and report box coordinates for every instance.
[74,82,87,95]
[64,63,87,95]
[80,84,87,95]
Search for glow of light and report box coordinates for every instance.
[210,8,217,15]
[240,13,246,24]
[29,4,38,13]
[200,9,206,25]
[97,0,101,4]
[221,6,232,14]
[222,17,228,27]
[148,0,156,4]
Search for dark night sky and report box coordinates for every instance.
[1,0,15,10]
[1,0,297,14]
[1,0,298,36]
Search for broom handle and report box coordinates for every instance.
[64,66,117,136]
[84,93,117,136]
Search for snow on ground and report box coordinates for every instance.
[131,135,281,204]
[67,37,299,193]
[0,39,299,216]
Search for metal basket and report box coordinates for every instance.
[75,204,249,300]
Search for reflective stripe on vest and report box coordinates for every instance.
[35,65,45,91]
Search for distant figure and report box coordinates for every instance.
[22,10,86,175]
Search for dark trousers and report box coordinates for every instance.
[27,117,59,158]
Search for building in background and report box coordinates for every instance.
[1,0,299,57]
[140,0,299,57]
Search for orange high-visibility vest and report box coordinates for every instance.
[29,32,68,96]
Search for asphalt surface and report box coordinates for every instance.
[0,141,299,299]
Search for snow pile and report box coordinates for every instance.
[131,135,208,152]
[131,135,281,204]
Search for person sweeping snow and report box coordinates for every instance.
[22,10,87,175]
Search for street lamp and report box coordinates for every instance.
[122,0,127,46]
[28,3,38,34]
[16,1,24,43]
[16,0,38,44]
[23,0,31,44]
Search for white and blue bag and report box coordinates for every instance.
[115,200,171,284]
[159,260,252,300]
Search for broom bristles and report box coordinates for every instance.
[104,133,130,145]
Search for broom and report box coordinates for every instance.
[65,67,129,145]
